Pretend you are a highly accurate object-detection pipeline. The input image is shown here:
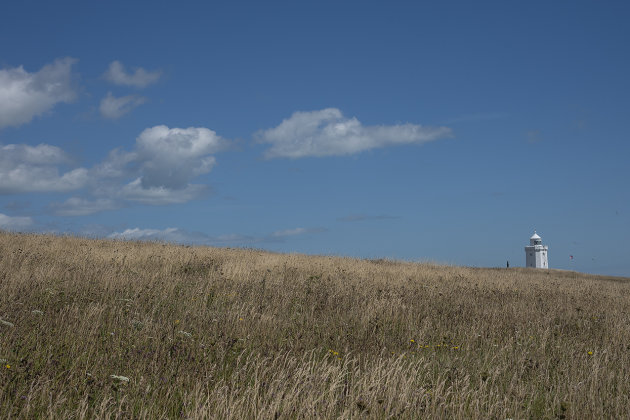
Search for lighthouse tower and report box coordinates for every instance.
[525,231,548,268]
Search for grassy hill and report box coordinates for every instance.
[1,231,629,419]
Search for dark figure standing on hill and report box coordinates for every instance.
[507,261,510,268]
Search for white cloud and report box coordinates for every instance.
[1,124,227,209]
[99,92,146,119]
[103,61,161,88]
[108,227,180,241]
[134,125,226,190]
[256,108,453,159]
[0,58,77,129]
[136,125,225,160]
[88,125,228,206]
[51,197,120,216]
[91,148,138,180]
[0,144,88,193]
[119,178,208,205]
[108,227,214,245]
[0,213,33,229]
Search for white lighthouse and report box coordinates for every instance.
[525,231,548,268]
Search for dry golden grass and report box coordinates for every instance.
[1,231,629,419]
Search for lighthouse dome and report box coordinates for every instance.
[530,231,542,246]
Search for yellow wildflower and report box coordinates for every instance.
[587,351,593,356]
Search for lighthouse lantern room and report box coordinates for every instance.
[525,231,549,269]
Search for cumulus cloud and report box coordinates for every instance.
[51,197,120,216]
[99,92,146,119]
[2,124,227,210]
[256,108,453,159]
[0,144,88,193]
[103,61,161,88]
[89,125,228,206]
[0,213,33,229]
[91,148,139,180]
[133,125,225,190]
[0,58,77,129]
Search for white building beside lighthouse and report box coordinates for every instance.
[525,231,548,268]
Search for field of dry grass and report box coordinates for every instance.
[1,231,629,419]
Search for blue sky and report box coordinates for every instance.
[1,0,628,276]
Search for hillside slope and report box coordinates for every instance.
[1,231,629,419]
